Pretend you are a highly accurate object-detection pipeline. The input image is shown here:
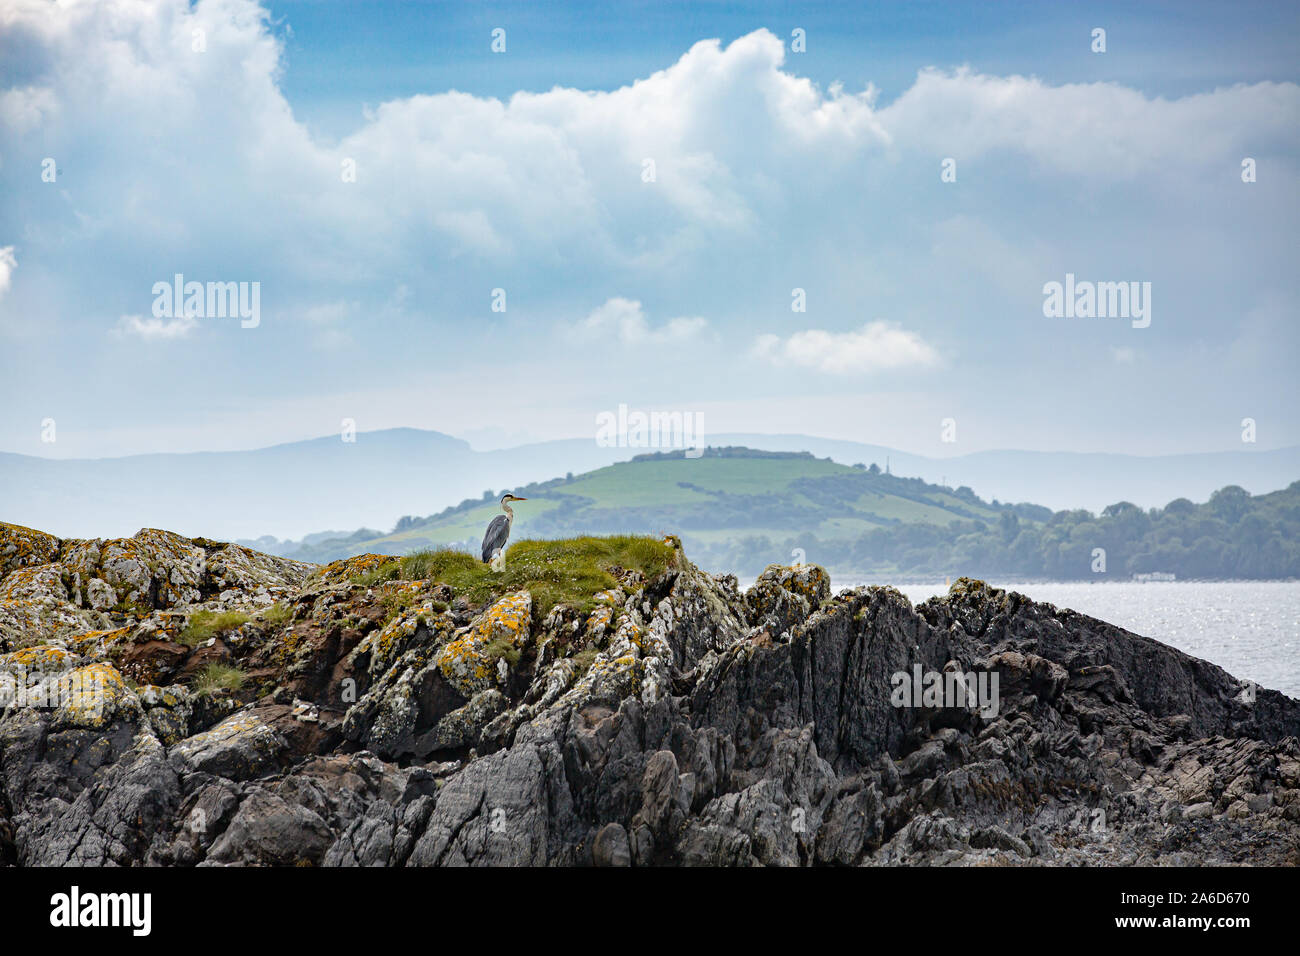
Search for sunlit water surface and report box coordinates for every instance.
[738,578,1299,699]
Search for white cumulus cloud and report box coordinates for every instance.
[577,297,707,345]
[115,313,197,341]
[2,4,1295,328]
[754,322,939,374]
[0,246,15,298]
[0,2,1296,455]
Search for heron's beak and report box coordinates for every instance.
[514,496,527,501]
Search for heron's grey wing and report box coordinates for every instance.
[481,514,511,562]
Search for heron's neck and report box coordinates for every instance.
[502,501,514,520]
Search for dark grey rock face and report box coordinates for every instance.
[1,544,1297,867]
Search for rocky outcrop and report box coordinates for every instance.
[0,522,1295,867]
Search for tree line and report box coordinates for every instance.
[692,482,1300,580]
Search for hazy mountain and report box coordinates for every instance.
[0,429,624,541]
[2,427,1295,541]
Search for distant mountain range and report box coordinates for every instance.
[2,427,1296,542]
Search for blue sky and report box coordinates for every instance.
[268,1,1300,129]
[1,0,1297,459]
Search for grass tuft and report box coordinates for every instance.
[179,609,251,647]
[190,662,246,697]
[257,602,293,627]
[352,536,674,620]
[571,646,599,674]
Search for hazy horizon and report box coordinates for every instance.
[4,425,1297,543]
[6,422,1300,463]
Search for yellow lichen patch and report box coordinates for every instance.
[360,603,452,680]
[0,565,68,602]
[436,591,532,697]
[585,605,614,638]
[476,590,531,636]
[257,621,312,672]
[755,564,830,602]
[58,538,103,580]
[137,683,187,708]
[748,563,831,620]
[437,634,496,684]
[380,579,425,597]
[0,595,97,651]
[946,577,1008,602]
[312,553,396,588]
[181,709,264,747]
[153,611,189,637]
[569,649,645,706]
[607,617,645,657]
[367,611,421,661]
[376,578,436,624]
[0,521,61,578]
[0,644,81,675]
[785,565,830,600]
[70,626,132,657]
[51,662,141,729]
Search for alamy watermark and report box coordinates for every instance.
[0,666,106,717]
[890,664,1000,718]
[1042,273,1150,328]
[152,273,260,328]
[49,886,150,936]
[595,403,704,458]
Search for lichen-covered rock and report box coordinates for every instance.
[0,526,1295,868]
[340,644,465,759]
[204,541,314,606]
[417,689,507,755]
[0,644,82,676]
[310,553,394,589]
[60,530,201,608]
[84,576,117,611]
[647,561,748,667]
[0,564,69,603]
[0,564,107,650]
[168,709,288,780]
[139,684,193,746]
[436,591,531,699]
[49,662,142,731]
[745,562,831,635]
[0,522,61,579]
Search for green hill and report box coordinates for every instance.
[285,447,1042,565]
[272,449,1300,581]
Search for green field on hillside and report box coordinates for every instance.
[288,448,1025,564]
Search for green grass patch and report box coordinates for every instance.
[570,646,599,675]
[482,634,522,668]
[353,535,674,620]
[257,602,293,627]
[190,662,246,696]
[179,609,251,646]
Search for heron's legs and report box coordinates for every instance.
[490,548,506,572]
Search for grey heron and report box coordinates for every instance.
[481,493,527,569]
